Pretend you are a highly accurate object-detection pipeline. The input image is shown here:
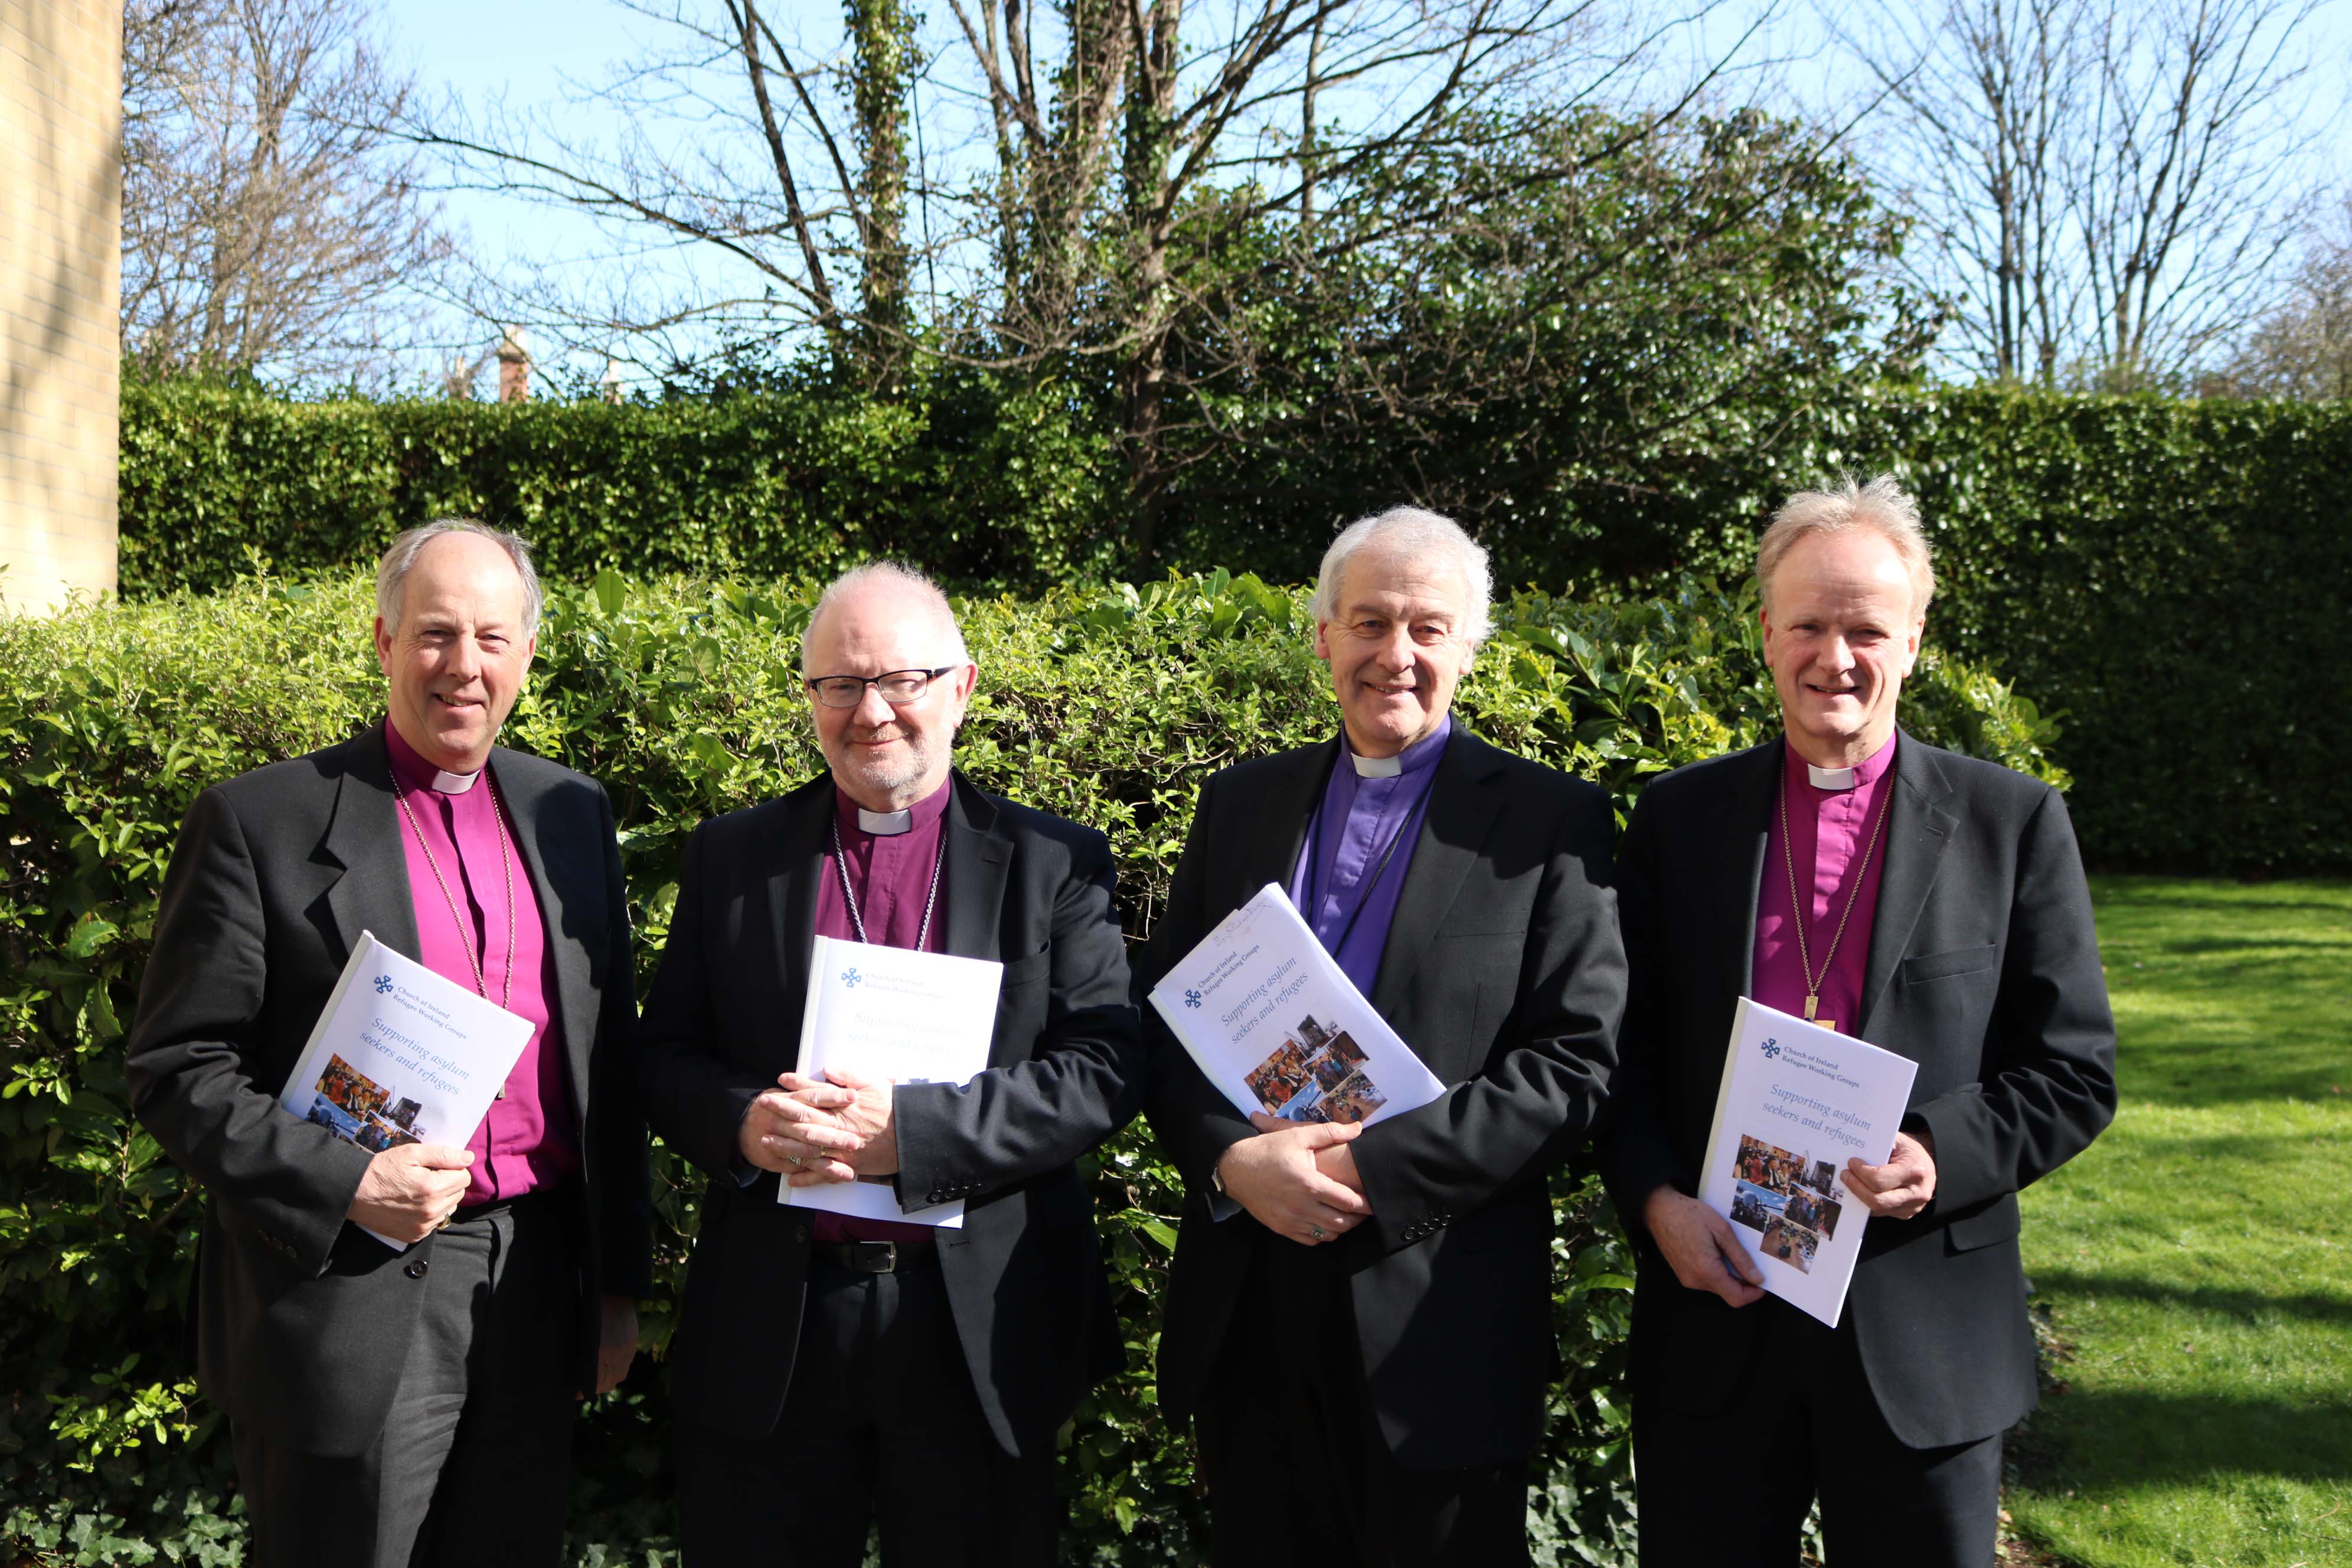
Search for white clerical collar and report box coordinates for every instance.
[1806,763,1856,791]
[1350,751,1403,779]
[857,806,914,836]
[431,767,481,794]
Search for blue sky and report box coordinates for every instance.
[385,0,2352,388]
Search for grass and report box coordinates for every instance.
[2005,877,2352,1568]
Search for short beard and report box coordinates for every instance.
[832,731,943,805]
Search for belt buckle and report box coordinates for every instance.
[857,1240,897,1273]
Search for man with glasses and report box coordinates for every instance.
[635,561,1145,1566]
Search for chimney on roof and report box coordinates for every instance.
[496,328,532,403]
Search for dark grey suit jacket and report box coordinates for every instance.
[633,770,1144,1457]
[125,726,654,1456]
[1598,731,2117,1449]
[1142,727,1625,1469]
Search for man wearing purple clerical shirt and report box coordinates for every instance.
[127,521,652,1567]
[634,562,1144,1566]
[1598,476,2118,1566]
[1140,507,1626,1566]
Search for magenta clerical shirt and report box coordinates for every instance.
[384,721,577,1205]
[1752,731,1897,1034]
[808,775,953,1243]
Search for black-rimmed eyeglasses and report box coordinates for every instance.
[803,667,958,708]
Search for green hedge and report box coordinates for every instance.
[113,381,2352,874]
[0,568,2062,1564]
[115,375,1126,602]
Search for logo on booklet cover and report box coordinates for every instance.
[374,975,394,995]
[1760,1037,1781,1059]
[842,968,862,989]
[1184,988,1203,1009]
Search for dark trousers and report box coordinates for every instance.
[1194,1231,1530,1568]
[1634,1295,2002,1567]
[232,1191,583,1568]
[674,1249,1058,1567]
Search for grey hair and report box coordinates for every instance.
[375,520,544,636]
[800,560,972,672]
[1311,505,1494,646]
[1756,475,1937,618]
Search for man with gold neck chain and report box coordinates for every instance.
[128,521,650,1566]
[1598,476,2118,1566]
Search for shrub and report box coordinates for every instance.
[0,567,2063,1564]
[116,380,2350,873]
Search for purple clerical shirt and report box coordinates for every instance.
[808,775,952,1243]
[1287,718,1451,997]
[383,721,576,1206]
[1753,732,1897,1033]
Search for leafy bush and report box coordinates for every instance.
[116,370,1125,603]
[116,380,2349,873]
[0,567,2063,1564]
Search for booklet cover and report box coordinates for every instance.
[1696,998,1920,1327]
[1146,882,1445,1128]
[779,935,1004,1230]
[277,930,535,1249]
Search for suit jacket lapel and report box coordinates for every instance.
[1370,730,1507,1078]
[1857,731,1956,1036]
[769,775,835,1043]
[486,744,599,1117]
[939,775,1022,1066]
[1230,740,1337,914]
[1709,741,1779,1007]
[942,775,1011,963]
[318,727,423,968]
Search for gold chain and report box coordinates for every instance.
[1778,764,1893,1025]
[391,768,516,1011]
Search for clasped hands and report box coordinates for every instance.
[1645,1129,1939,1308]
[1213,1113,1374,1247]
[738,1069,896,1187]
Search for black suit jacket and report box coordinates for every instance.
[1142,728,1625,1469]
[1598,732,2117,1448]
[634,771,1143,1457]
[125,727,653,1456]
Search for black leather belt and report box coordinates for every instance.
[811,1237,937,1273]
[451,1185,561,1226]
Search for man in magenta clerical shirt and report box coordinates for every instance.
[128,521,650,1567]
[633,562,1144,1566]
[1598,476,2118,1566]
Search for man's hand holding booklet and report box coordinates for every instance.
[1146,883,1445,1134]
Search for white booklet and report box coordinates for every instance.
[778,935,1003,1230]
[1697,997,1920,1327]
[1146,882,1445,1128]
[278,930,535,1250]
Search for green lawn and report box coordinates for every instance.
[2007,877,2352,1568]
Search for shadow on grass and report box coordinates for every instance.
[2105,1048,2348,1107]
[2028,1269,2352,1327]
[2132,934,2352,956]
[2014,1388,2352,1490]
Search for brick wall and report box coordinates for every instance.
[0,0,120,616]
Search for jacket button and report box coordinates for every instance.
[404,1259,428,1279]
[793,1224,810,1243]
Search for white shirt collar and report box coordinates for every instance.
[1349,751,1403,779]
[1806,762,1857,791]
[431,767,481,795]
[857,806,914,836]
